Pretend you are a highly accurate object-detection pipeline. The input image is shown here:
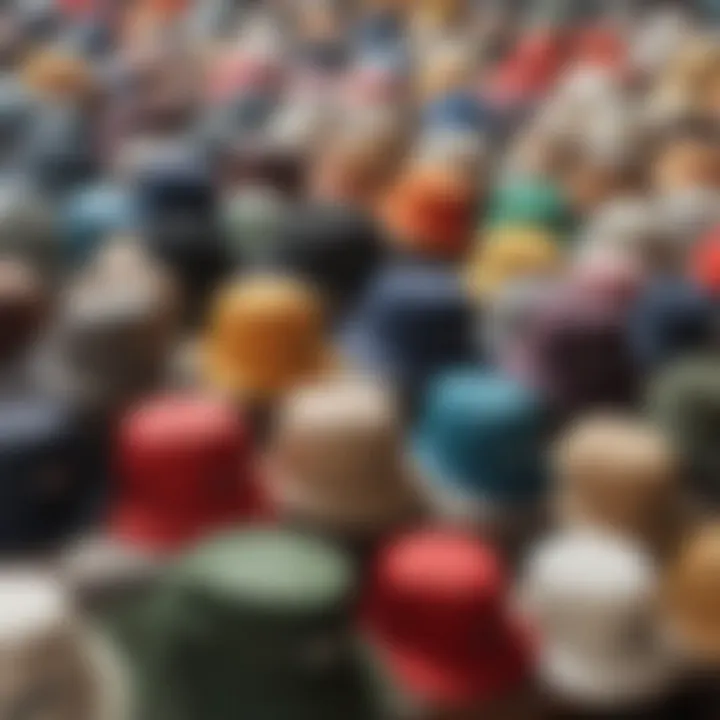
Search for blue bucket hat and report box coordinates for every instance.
[422,92,496,135]
[628,278,719,372]
[341,265,475,397]
[0,395,106,555]
[61,183,136,267]
[412,369,547,510]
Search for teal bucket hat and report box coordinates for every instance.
[486,176,575,237]
[135,528,380,720]
[412,369,547,512]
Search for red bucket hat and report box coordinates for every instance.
[363,529,533,709]
[690,223,720,294]
[111,395,264,553]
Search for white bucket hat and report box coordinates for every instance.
[0,569,129,720]
[522,531,680,709]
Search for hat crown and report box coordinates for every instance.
[414,371,545,501]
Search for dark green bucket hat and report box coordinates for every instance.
[135,528,380,720]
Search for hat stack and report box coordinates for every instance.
[523,530,680,713]
[0,570,129,720]
[266,378,421,541]
[135,528,379,720]
[553,415,684,556]
[203,275,332,402]
[364,529,534,717]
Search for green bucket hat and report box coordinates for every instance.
[135,528,380,720]
[646,354,720,506]
[486,176,576,237]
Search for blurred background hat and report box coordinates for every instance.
[553,415,683,555]
[466,225,563,300]
[523,530,679,710]
[0,394,106,554]
[112,394,261,553]
[341,265,475,402]
[267,378,420,539]
[627,278,718,373]
[0,570,129,720]
[203,275,331,401]
[271,203,385,322]
[21,48,95,104]
[381,166,477,260]
[136,528,379,720]
[663,523,720,664]
[363,529,533,711]
[689,222,720,295]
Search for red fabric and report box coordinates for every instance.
[690,225,720,294]
[363,529,534,706]
[110,395,263,553]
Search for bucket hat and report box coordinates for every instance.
[112,394,261,553]
[0,394,106,554]
[363,529,534,717]
[203,275,332,401]
[412,369,546,523]
[136,528,379,720]
[690,223,720,295]
[486,177,575,237]
[466,226,562,300]
[512,285,638,415]
[647,354,720,504]
[35,272,178,415]
[628,278,718,372]
[363,529,533,710]
[381,167,476,259]
[0,185,59,279]
[663,523,720,663]
[0,569,129,720]
[266,378,421,538]
[341,265,474,399]
[523,531,679,709]
[553,415,683,554]
[61,184,136,267]
[272,203,385,320]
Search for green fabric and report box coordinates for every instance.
[646,354,720,502]
[133,528,380,720]
[486,177,575,237]
[221,190,286,266]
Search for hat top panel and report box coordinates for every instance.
[179,529,354,612]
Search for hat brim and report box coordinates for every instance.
[373,617,532,707]
[539,643,679,709]
[202,343,337,401]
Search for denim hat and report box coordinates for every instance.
[628,279,718,372]
[422,92,496,134]
[0,394,106,554]
[487,177,575,237]
[272,203,385,320]
[61,184,136,267]
[513,286,638,415]
[136,528,379,720]
[341,265,475,398]
[412,370,546,514]
[647,354,720,504]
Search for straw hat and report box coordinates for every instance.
[203,275,332,400]
[22,49,94,103]
[267,378,421,537]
